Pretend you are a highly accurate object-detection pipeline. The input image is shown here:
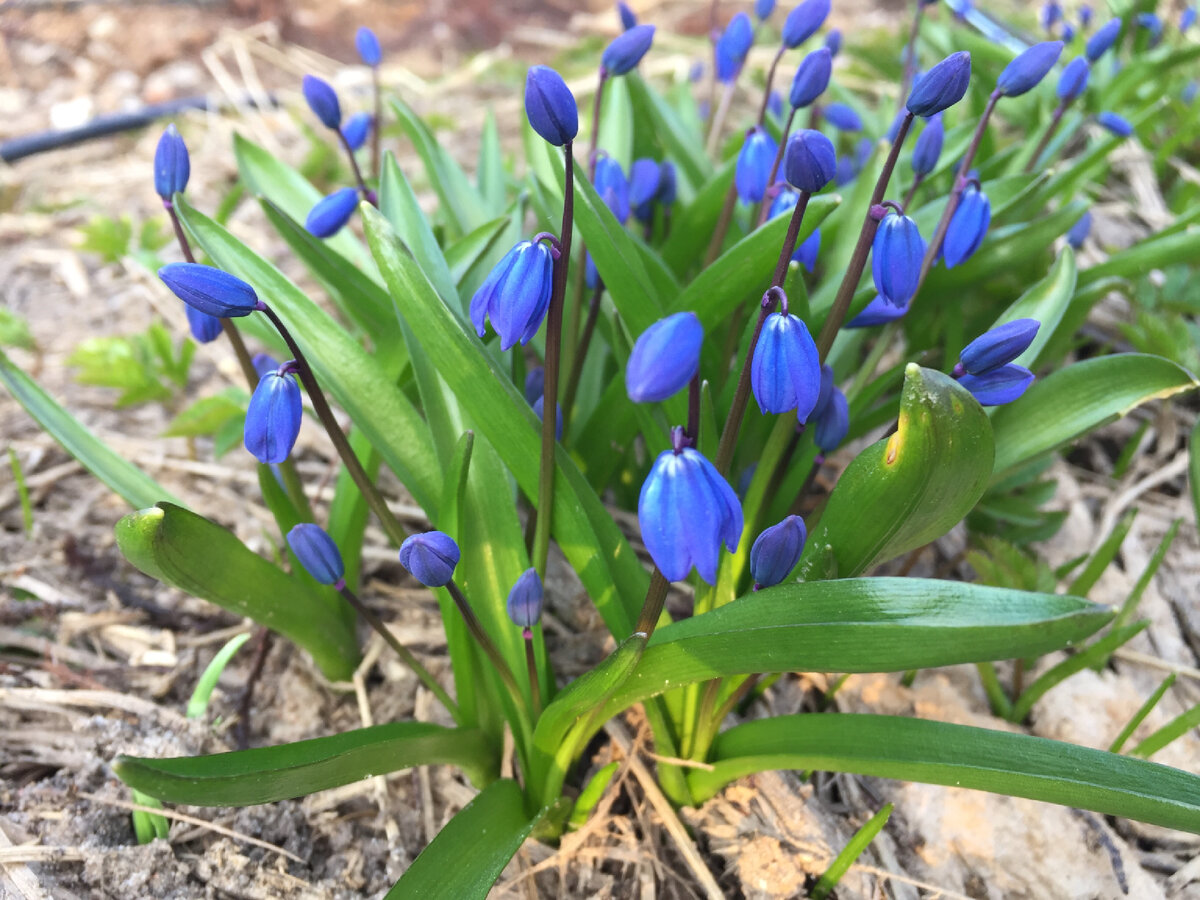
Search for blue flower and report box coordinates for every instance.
[835,155,859,186]
[812,386,849,451]
[943,185,991,268]
[533,395,564,441]
[341,112,372,151]
[1097,111,1133,137]
[1062,22,1076,43]
[1137,12,1163,47]
[716,13,754,83]
[906,51,972,117]
[767,90,784,120]
[657,161,677,206]
[302,74,342,129]
[184,305,221,344]
[287,524,345,586]
[959,318,1040,375]
[629,158,661,220]
[602,24,655,75]
[789,47,832,109]
[627,312,703,403]
[792,227,821,270]
[823,102,862,132]
[1040,1,1062,32]
[871,212,925,307]
[525,66,579,146]
[245,367,303,464]
[469,240,555,351]
[750,305,821,421]
[1183,7,1197,31]
[1085,18,1120,62]
[617,1,638,30]
[958,364,1035,406]
[910,114,944,176]
[159,263,261,318]
[997,41,1063,97]
[750,515,806,588]
[848,293,911,328]
[306,187,359,238]
[638,432,743,584]
[825,29,842,57]
[1066,210,1092,248]
[595,156,631,223]
[153,124,190,200]
[782,0,831,49]
[755,0,776,21]
[811,362,834,418]
[506,568,544,629]
[1056,56,1091,102]
[1185,81,1199,104]
[356,26,381,66]
[784,129,837,192]
[735,127,778,203]
[524,366,545,405]
[252,353,281,380]
[398,531,461,588]
[769,187,798,219]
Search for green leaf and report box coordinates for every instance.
[186,632,251,719]
[164,389,246,439]
[478,109,507,216]
[115,722,495,806]
[660,159,734,276]
[991,246,1077,368]
[990,354,1199,480]
[0,308,36,351]
[378,151,460,310]
[688,714,1200,833]
[625,74,711,189]
[1191,418,1200,526]
[1078,228,1200,288]
[1131,701,1200,760]
[811,802,892,900]
[0,348,177,509]
[1111,674,1177,754]
[115,503,358,680]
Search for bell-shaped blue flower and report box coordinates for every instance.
[638,432,743,584]
[792,227,821,270]
[356,26,381,66]
[306,187,359,238]
[750,515,806,588]
[958,364,1035,406]
[959,318,1040,375]
[789,47,832,109]
[470,240,555,351]
[603,24,655,75]
[1085,18,1121,61]
[825,29,842,57]
[159,263,261,318]
[287,523,345,586]
[1097,111,1133,137]
[735,127,778,203]
[398,531,461,588]
[910,114,943,176]
[506,568,544,629]
[245,367,303,464]
[784,129,837,192]
[1056,56,1090,102]
[302,74,342,129]
[533,395,564,441]
[823,103,863,132]
[252,353,281,380]
[153,124,190,200]
[627,312,703,403]
[525,66,579,146]
[871,212,925,307]
[617,1,638,30]
[657,161,677,207]
[715,13,754,83]
[595,156,631,223]
[997,41,1063,97]
[342,112,372,151]
[751,303,821,421]
[848,293,911,328]
[943,185,990,268]
[629,158,661,220]
[812,386,849,451]
[755,0,776,21]
[782,0,831,49]
[906,51,972,117]
[185,305,221,344]
[1066,210,1091,248]
[524,366,545,405]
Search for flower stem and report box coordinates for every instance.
[370,66,382,181]
[524,633,542,717]
[446,579,529,718]
[338,131,375,204]
[756,45,787,124]
[901,172,925,211]
[1024,98,1066,174]
[898,2,925,111]
[756,106,798,227]
[706,79,738,157]
[703,183,739,265]
[686,374,701,443]
[561,282,604,432]
[635,569,671,637]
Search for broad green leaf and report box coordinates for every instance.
[991,246,1077,368]
[660,159,735,275]
[115,722,495,806]
[115,503,358,680]
[378,151,460,310]
[991,354,1199,480]
[446,215,512,287]
[478,109,507,216]
[688,714,1200,833]
[1078,228,1200,288]
[625,73,710,189]
[0,348,177,509]
[596,75,634,168]
[164,389,246,439]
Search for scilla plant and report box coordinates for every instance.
[3,3,1200,895]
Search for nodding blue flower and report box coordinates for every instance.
[767,90,784,120]
[997,41,1063,97]
[792,227,821,270]
[355,26,381,66]
[1136,12,1163,46]
[848,293,911,328]
[1097,111,1133,137]
[824,28,842,57]
[911,114,944,177]
[1040,1,1062,32]
[594,156,631,223]
[617,1,638,30]
[657,161,677,207]
[524,366,545,406]
[506,569,544,630]
[735,127,778,203]
[342,112,372,151]
[823,102,863,132]
[1085,18,1120,62]
[1183,7,1197,32]
[629,158,661,220]
[958,364,1035,406]
[1067,210,1092,249]
[1061,22,1076,43]
[1078,5,1092,28]
[789,47,832,109]
[302,74,342,129]
[750,292,821,421]
[153,124,190,200]
[1056,56,1091,102]
[306,187,359,238]
[626,312,703,403]
[159,263,261,318]
[906,51,972,117]
[287,524,345,586]
[602,23,655,75]
[638,428,743,584]
[185,305,222,344]
[245,365,303,464]
[959,319,1040,375]
[470,240,555,351]
[398,531,460,588]
[782,0,831,49]
[812,386,849,451]
[755,0,776,21]
[811,362,834,419]
[784,129,837,192]
[769,187,799,219]
[252,353,281,380]
[525,66,578,146]
[943,185,991,268]
[715,13,754,83]
[533,395,564,441]
[750,515,806,588]
[872,211,924,307]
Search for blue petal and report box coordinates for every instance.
[639,451,692,582]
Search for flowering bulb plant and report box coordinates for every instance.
[3,4,1200,896]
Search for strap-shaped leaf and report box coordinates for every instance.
[625,73,711,188]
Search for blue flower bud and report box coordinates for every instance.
[767,90,784,120]
[823,102,863,132]
[341,112,372,151]
[302,74,342,129]
[1040,2,1062,32]
[735,127,778,203]
[506,568,544,629]
[782,0,831,49]
[910,114,944,176]
[871,212,925,307]
[751,308,821,421]
[812,386,848,451]
[835,155,859,186]
[716,13,754,83]
[792,227,821,270]
[825,29,842,57]
[958,364,1035,406]
[595,156,631,223]
[287,523,345,586]
[185,305,222,344]
[1079,5,1092,28]
[524,366,545,406]
[617,1,638,30]
[1056,56,1090,102]
[1066,210,1092,248]
[784,129,837,192]
[252,353,281,380]
[750,515,806,588]
[602,24,655,76]
[533,395,564,441]
[811,362,835,419]
[398,531,460,588]
[657,161,677,206]
[1183,7,1197,31]
[1137,13,1163,46]
[629,158,661,211]
[626,312,703,403]
[306,187,359,238]
[755,0,776,21]
[848,293,911,328]
[906,51,972,117]
[769,187,798,219]
[470,240,555,351]
[245,368,303,464]
[997,41,1063,97]
[159,263,261,318]
[1085,19,1120,62]
[789,47,832,109]
[1097,111,1133,137]
[1061,23,1076,43]
[960,318,1040,375]
[525,66,579,146]
[638,436,743,584]
[355,26,381,66]
[886,108,907,143]
[943,185,991,268]
[153,124,190,200]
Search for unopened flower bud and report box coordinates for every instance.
[356,26,381,66]
[789,47,832,109]
[736,127,778,203]
[1085,18,1121,61]
[910,114,944,176]
[342,112,372,151]
[602,24,655,75]
[943,185,991,268]
[960,319,1040,376]
[159,263,261,318]
[1066,210,1092,248]
[784,129,837,192]
[525,66,579,146]
[1097,111,1133,137]
[626,312,703,403]
[824,102,863,132]
[906,51,972,116]
[185,306,221,344]
[506,568,544,629]
[1056,56,1091,102]
[302,74,342,130]
[958,364,1035,406]
[997,41,1063,97]
[782,0,831,49]
[871,212,925,307]
[306,187,359,238]
[287,523,345,586]
[716,13,754,82]
[153,124,190,200]
[398,531,461,587]
[245,366,303,464]
[750,515,807,588]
